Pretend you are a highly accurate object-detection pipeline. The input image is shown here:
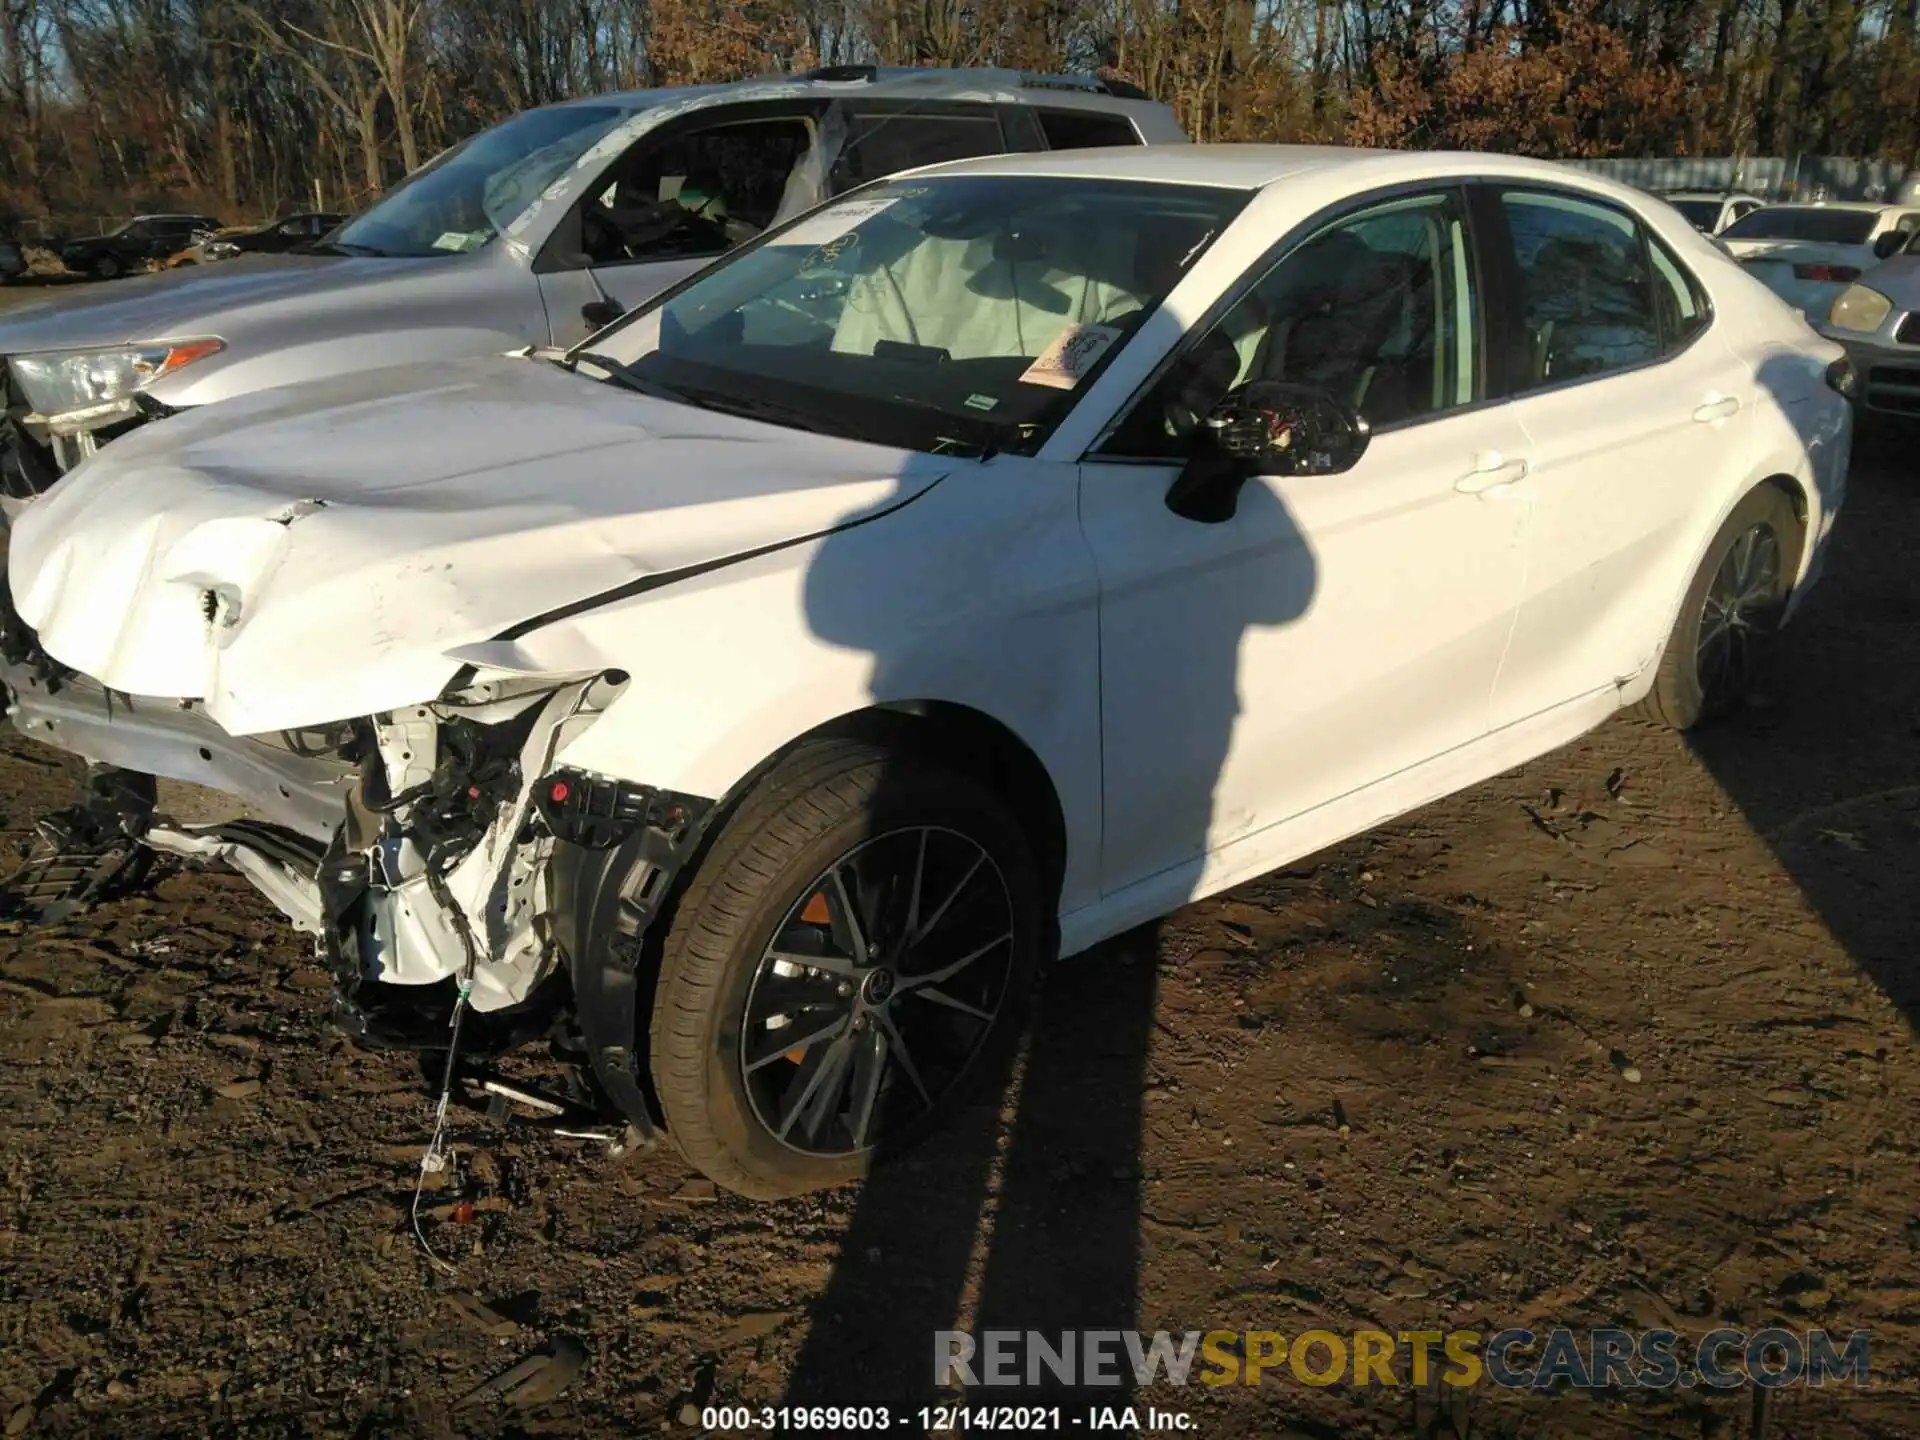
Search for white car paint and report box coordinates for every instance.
[1722,202,1920,322]
[1663,192,1765,235]
[5,144,1851,1010]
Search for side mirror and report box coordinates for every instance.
[1165,381,1371,524]
[581,299,625,328]
[1873,231,1906,260]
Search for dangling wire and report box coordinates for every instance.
[411,864,486,1275]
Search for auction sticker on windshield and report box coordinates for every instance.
[1019,323,1123,390]
[767,195,901,249]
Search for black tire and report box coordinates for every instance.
[1637,484,1802,731]
[91,253,122,280]
[649,738,1043,1199]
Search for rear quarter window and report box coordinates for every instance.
[1722,207,1877,244]
[1036,110,1142,150]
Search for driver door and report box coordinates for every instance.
[536,107,828,346]
[1076,187,1537,898]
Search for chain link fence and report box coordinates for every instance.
[1563,155,1920,204]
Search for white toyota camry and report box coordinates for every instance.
[2,145,1854,1198]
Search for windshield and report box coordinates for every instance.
[592,175,1250,456]
[1723,207,1877,245]
[331,104,631,258]
[1669,199,1721,231]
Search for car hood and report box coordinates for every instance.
[0,253,435,352]
[8,354,950,735]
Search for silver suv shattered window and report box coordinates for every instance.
[331,104,630,258]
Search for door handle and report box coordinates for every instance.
[1692,395,1741,423]
[1455,451,1531,495]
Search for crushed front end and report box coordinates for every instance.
[0,601,712,1136]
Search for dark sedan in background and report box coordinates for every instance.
[189,211,349,263]
[58,213,224,279]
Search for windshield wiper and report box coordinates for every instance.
[570,352,694,405]
[304,240,388,257]
[673,388,839,435]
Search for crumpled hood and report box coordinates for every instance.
[0,253,430,353]
[9,354,947,734]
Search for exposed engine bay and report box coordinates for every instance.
[0,597,711,1141]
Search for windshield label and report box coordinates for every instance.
[768,195,901,249]
[1019,323,1124,391]
[432,230,488,252]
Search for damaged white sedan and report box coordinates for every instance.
[1,147,1852,1198]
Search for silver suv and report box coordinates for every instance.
[0,67,1183,496]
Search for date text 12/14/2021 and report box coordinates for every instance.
[698,1406,1194,1432]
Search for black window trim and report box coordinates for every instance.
[1083,178,1498,465]
[1473,179,1717,406]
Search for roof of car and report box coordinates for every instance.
[884,143,1658,191]
[565,65,1158,113]
[1666,190,1760,200]
[1745,200,1901,212]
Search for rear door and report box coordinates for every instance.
[1485,186,1755,729]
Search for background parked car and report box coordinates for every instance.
[167,211,349,267]
[1662,190,1765,234]
[57,213,224,279]
[1818,227,1920,418]
[0,231,23,283]
[1721,201,1920,321]
[0,66,1183,479]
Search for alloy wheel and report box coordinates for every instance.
[739,826,1016,1158]
[1696,522,1781,712]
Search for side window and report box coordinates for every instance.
[122,220,152,239]
[1036,109,1141,151]
[1499,190,1659,389]
[1648,238,1710,352]
[575,114,818,267]
[1101,189,1479,459]
[826,108,1005,190]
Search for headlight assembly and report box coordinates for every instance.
[1826,284,1893,334]
[6,337,224,430]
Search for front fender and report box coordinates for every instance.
[506,459,1105,914]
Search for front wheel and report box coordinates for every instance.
[1638,484,1802,730]
[649,738,1044,1199]
[91,253,122,280]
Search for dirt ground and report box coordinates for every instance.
[2,274,1918,1438]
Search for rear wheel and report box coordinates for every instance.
[1638,484,1801,730]
[649,738,1043,1199]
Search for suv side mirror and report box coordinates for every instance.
[1165,381,1371,524]
[1873,231,1906,260]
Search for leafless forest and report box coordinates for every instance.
[1,0,1918,234]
